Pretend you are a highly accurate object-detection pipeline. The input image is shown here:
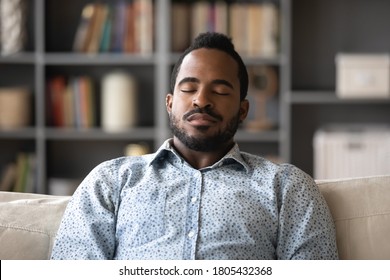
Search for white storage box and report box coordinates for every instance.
[314,125,390,179]
[336,53,390,98]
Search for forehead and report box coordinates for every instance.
[177,48,239,83]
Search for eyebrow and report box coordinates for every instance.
[178,77,234,90]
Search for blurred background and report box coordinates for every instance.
[1,0,389,194]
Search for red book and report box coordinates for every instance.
[48,76,66,127]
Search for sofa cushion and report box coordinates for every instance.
[0,191,70,260]
[317,175,390,260]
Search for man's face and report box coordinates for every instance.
[166,48,249,152]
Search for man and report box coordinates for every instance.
[51,32,338,260]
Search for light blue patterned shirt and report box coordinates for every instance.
[51,139,338,260]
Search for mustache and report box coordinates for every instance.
[182,107,223,122]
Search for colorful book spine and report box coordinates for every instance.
[47,76,96,129]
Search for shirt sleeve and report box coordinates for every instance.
[275,164,339,260]
[50,160,120,260]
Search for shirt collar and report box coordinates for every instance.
[149,138,250,173]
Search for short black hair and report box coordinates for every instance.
[170,32,248,101]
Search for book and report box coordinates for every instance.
[133,0,153,54]
[123,1,135,53]
[77,77,95,128]
[227,2,279,57]
[171,2,191,52]
[229,3,247,55]
[72,1,154,54]
[191,1,210,40]
[13,153,28,193]
[63,84,74,127]
[99,5,114,52]
[47,76,66,127]
[73,3,96,52]
[0,163,17,192]
[71,77,82,128]
[47,75,95,128]
[24,154,37,193]
[261,2,279,57]
[111,0,127,52]
[214,1,228,35]
[247,3,263,57]
[85,3,108,53]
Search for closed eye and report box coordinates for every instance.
[214,92,229,96]
[181,89,197,93]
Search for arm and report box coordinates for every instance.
[276,164,339,260]
[50,161,120,259]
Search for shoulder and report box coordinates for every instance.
[239,153,303,183]
[240,152,317,193]
[89,154,154,177]
[76,154,154,194]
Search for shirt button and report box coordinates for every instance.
[191,197,197,203]
[188,230,195,238]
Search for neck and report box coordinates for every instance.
[171,137,234,169]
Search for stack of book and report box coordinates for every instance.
[46,76,96,128]
[73,0,153,54]
[171,0,279,57]
[0,153,36,193]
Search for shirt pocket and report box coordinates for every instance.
[117,188,167,247]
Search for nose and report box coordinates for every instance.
[192,87,213,108]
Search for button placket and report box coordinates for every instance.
[183,170,202,259]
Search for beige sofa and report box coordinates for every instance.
[1,175,389,260]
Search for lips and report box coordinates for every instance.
[187,113,218,126]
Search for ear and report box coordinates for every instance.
[239,99,249,122]
[166,93,173,113]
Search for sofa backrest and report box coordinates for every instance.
[317,175,390,259]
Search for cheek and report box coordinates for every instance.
[171,95,191,112]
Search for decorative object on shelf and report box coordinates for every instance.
[0,87,31,129]
[101,71,138,132]
[336,53,390,99]
[313,124,390,180]
[244,65,278,131]
[0,0,27,55]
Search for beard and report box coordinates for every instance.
[169,108,241,152]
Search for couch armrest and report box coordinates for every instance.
[0,191,70,260]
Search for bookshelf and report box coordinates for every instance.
[1,0,389,194]
[290,0,390,175]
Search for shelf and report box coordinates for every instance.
[290,91,390,104]
[0,128,37,139]
[0,53,36,64]
[44,53,156,65]
[44,127,155,141]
